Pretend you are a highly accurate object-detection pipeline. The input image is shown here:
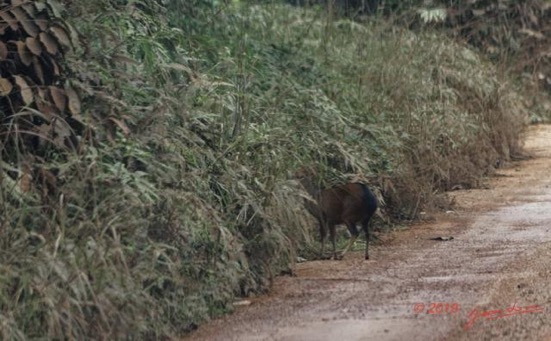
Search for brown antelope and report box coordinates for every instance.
[296,169,378,260]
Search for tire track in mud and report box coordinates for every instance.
[187,125,551,341]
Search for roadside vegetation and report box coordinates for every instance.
[0,0,548,338]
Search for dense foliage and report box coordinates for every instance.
[0,0,545,338]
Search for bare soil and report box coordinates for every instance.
[186,124,551,341]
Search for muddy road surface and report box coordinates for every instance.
[187,125,551,341]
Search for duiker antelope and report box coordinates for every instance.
[296,169,378,260]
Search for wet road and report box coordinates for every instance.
[187,125,551,341]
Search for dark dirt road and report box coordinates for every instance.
[187,125,551,341]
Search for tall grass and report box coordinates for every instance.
[174,2,528,214]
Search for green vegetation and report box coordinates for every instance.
[0,0,545,338]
